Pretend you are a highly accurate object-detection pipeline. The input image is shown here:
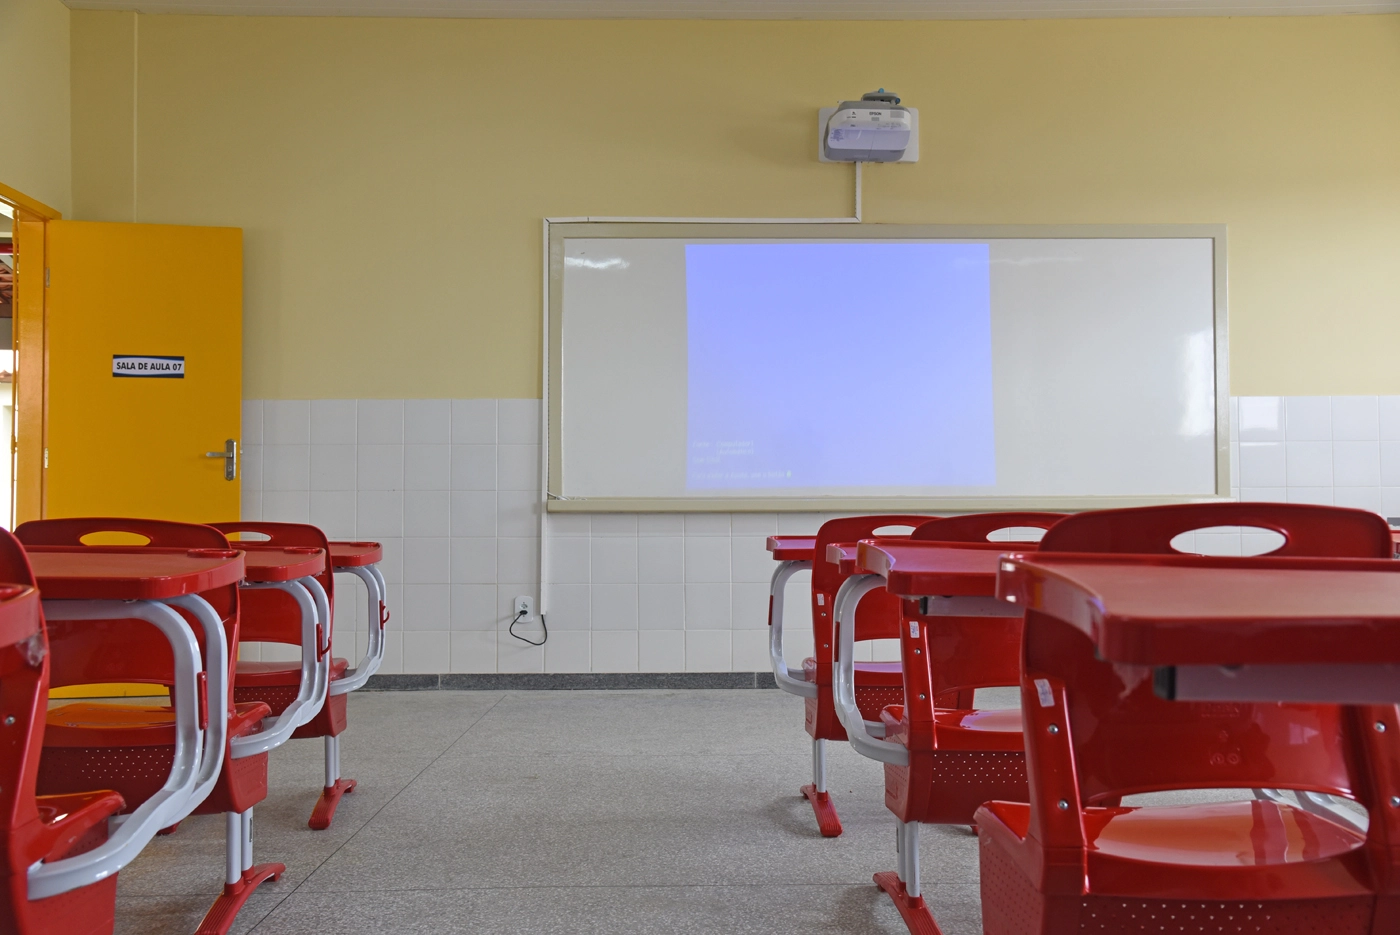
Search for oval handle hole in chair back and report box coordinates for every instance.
[1169,525,1287,557]
[226,530,273,542]
[984,526,1048,543]
[872,525,916,537]
[78,531,152,547]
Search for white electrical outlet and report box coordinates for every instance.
[514,595,535,619]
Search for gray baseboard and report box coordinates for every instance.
[362,672,779,691]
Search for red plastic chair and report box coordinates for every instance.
[836,512,1064,933]
[773,515,935,837]
[15,518,282,935]
[209,522,358,830]
[976,502,1400,935]
[0,527,126,935]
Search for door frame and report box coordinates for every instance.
[0,181,61,526]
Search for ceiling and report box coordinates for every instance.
[58,0,1400,19]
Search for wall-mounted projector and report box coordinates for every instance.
[819,90,918,164]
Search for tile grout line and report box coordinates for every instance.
[244,692,509,933]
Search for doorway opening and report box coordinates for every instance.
[0,182,60,529]
[0,201,16,528]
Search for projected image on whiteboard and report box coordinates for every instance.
[685,243,996,491]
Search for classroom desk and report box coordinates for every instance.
[234,547,331,756]
[243,546,324,583]
[996,552,1400,704]
[826,538,1014,578]
[30,546,244,600]
[824,542,861,576]
[1391,529,1400,558]
[25,546,243,900]
[766,536,818,697]
[326,541,387,693]
[766,535,816,562]
[832,541,1024,766]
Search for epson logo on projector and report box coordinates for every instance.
[113,355,186,378]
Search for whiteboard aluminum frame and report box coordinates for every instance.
[543,221,1229,513]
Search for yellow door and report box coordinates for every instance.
[44,221,242,522]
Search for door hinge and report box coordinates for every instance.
[42,448,48,469]
[44,268,49,288]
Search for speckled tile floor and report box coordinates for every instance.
[111,689,986,935]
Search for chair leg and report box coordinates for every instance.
[194,810,284,935]
[308,734,357,831]
[903,821,920,900]
[800,738,843,837]
[241,811,253,873]
[224,812,241,888]
[874,821,943,935]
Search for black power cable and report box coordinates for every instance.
[509,609,547,646]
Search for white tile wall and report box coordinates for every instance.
[243,399,539,674]
[1236,396,1400,517]
[245,396,1400,675]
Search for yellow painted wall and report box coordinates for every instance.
[70,11,135,223]
[68,13,1400,398]
[1,0,71,215]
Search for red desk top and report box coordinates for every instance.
[329,541,383,567]
[826,542,860,572]
[996,552,1400,667]
[0,585,41,647]
[854,540,1013,598]
[830,538,1026,576]
[240,546,326,582]
[27,546,246,600]
[766,536,816,562]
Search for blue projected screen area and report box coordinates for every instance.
[685,243,996,491]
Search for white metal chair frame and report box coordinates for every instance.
[218,573,332,891]
[28,593,229,900]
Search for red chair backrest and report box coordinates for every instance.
[14,517,228,550]
[910,512,1065,544]
[1039,502,1392,557]
[1029,503,1392,810]
[811,515,935,651]
[13,519,239,692]
[208,522,334,646]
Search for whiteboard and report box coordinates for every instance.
[546,223,1228,512]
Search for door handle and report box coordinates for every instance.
[205,439,238,481]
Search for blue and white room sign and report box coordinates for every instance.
[113,355,185,378]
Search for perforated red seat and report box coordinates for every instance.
[233,657,349,738]
[929,707,1021,737]
[236,656,350,688]
[45,702,271,748]
[802,657,904,720]
[40,703,271,823]
[999,798,1365,865]
[976,502,1400,935]
[877,703,1024,741]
